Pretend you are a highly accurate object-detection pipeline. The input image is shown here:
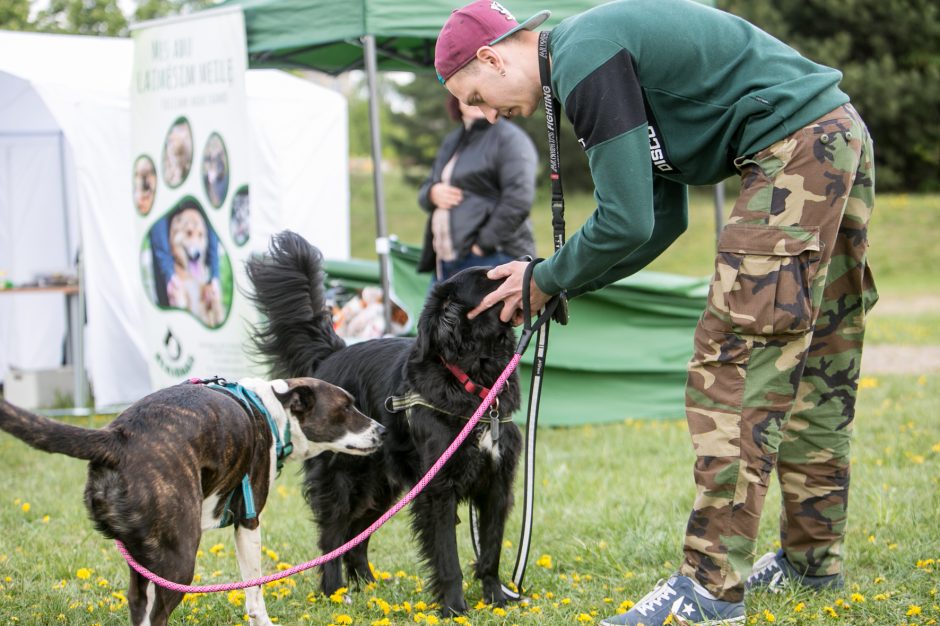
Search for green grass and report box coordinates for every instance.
[1,374,938,625]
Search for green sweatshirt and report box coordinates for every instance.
[532,0,849,297]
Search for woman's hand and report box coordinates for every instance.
[429,183,463,209]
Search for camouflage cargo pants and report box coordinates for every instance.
[680,104,877,602]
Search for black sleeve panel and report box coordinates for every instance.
[563,48,647,151]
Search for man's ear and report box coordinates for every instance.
[476,46,504,73]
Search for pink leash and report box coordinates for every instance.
[115,353,522,594]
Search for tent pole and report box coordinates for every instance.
[362,34,393,335]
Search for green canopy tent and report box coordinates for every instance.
[215,0,713,423]
[222,0,619,333]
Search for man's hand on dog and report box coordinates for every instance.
[468,260,552,324]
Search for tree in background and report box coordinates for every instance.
[0,0,215,37]
[386,74,460,186]
[720,0,940,191]
[0,0,32,31]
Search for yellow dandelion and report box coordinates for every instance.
[453,617,470,625]
[858,377,878,389]
[372,619,391,626]
[76,568,93,580]
[763,609,776,622]
[536,554,553,569]
[577,613,593,623]
[873,593,889,601]
[907,605,922,616]
[424,615,439,625]
[850,593,865,603]
[414,601,427,612]
[96,578,109,588]
[492,607,506,617]
[823,606,838,618]
[334,615,353,625]
[561,598,572,605]
[42,515,50,523]
[793,602,805,613]
[208,543,225,555]
[330,587,349,603]
[618,600,635,612]
[227,590,245,607]
[663,614,675,625]
[264,548,279,561]
[21,502,30,513]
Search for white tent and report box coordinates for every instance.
[0,30,349,409]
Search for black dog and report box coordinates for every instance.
[0,377,385,626]
[246,231,522,615]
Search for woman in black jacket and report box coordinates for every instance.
[417,95,537,282]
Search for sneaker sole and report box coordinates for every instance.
[676,616,747,626]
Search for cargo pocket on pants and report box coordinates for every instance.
[714,223,823,336]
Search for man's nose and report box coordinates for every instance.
[479,104,500,124]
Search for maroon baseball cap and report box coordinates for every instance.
[435,0,550,84]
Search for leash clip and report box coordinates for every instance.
[488,398,500,442]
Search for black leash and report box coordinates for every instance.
[469,29,568,601]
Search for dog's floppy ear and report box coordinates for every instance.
[413,281,464,363]
[288,386,316,420]
[274,379,317,421]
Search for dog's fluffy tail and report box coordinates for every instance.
[246,230,345,378]
[0,400,118,465]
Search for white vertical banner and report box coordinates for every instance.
[131,7,257,387]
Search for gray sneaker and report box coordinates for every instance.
[599,574,745,626]
[746,550,844,593]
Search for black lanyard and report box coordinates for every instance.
[537,30,566,254]
[537,30,568,325]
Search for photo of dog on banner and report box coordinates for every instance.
[6,0,938,625]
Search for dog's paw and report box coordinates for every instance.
[247,612,275,626]
[481,578,516,607]
[440,593,469,617]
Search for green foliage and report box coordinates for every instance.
[133,0,217,24]
[387,74,459,185]
[0,0,32,31]
[31,0,127,36]
[0,0,216,37]
[719,0,940,191]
